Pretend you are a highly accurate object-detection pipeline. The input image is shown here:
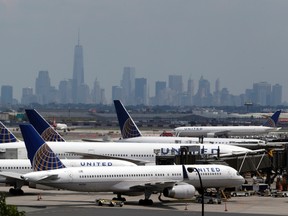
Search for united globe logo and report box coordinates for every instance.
[32,143,66,171]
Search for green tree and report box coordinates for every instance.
[0,193,25,216]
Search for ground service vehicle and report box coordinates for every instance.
[96,199,124,207]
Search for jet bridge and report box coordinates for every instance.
[155,145,285,173]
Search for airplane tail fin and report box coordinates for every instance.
[263,110,281,127]
[0,121,19,143]
[25,109,65,142]
[113,100,142,139]
[19,123,66,171]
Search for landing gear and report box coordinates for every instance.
[112,194,126,202]
[9,188,24,196]
[138,189,153,205]
[138,199,153,205]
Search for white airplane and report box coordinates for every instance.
[0,123,137,195]
[52,120,69,132]
[0,119,254,164]
[174,110,282,138]
[16,124,245,205]
[0,158,136,195]
[113,100,267,149]
[0,138,253,165]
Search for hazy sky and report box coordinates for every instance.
[1,0,288,103]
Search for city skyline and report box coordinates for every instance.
[1,1,288,102]
[0,67,284,107]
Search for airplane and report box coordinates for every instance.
[0,159,136,195]
[18,124,245,205]
[25,109,65,142]
[0,109,250,165]
[174,110,282,138]
[0,109,253,163]
[0,124,137,195]
[113,100,267,149]
[0,123,254,165]
[52,118,69,132]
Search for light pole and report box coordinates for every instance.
[189,167,204,216]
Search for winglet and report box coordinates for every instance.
[263,110,281,127]
[25,109,65,142]
[0,121,19,143]
[113,100,142,138]
[19,123,66,171]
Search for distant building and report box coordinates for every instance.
[213,78,221,106]
[135,78,148,105]
[1,85,13,106]
[187,77,194,106]
[91,78,106,104]
[271,84,282,106]
[78,83,90,104]
[121,67,135,105]
[72,37,85,103]
[112,86,124,102]
[155,81,167,106]
[35,70,52,104]
[21,87,37,105]
[194,76,212,106]
[58,80,73,104]
[168,75,183,106]
[253,82,271,106]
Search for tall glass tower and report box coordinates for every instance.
[72,35,84,103]
[1,85,13,106]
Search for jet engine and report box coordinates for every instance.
[163,184,195,199]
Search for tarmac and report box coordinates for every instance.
[1,186,287,216]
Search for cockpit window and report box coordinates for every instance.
[236,172,241,176]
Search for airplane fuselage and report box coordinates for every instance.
[174,126,280,137]
[21,164,244,193]
[116,136,266,146]
[0,141,252,164]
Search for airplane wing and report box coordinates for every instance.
[67,152,148,165]
[0,171,23,180]
[20,173,59,182]
[129,181,186,193]
[218,149,266,158]
[35,174,59,181]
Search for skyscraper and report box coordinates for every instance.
[195,76,211,106]
[121,66,135,105]
[35,71,51,104]
[21,87,37,105]
[72,36,85,103]
[168,75,183,93]
[168,75,183,106]
[135,78,147,105]
[155,81,167,106]
[1,85,13,106]
[271,84,282,106]
[58,79,73,104]
[214,78,221,106]
[112,86,124,101]
[253,82,271,106]
[187,77,194,106]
